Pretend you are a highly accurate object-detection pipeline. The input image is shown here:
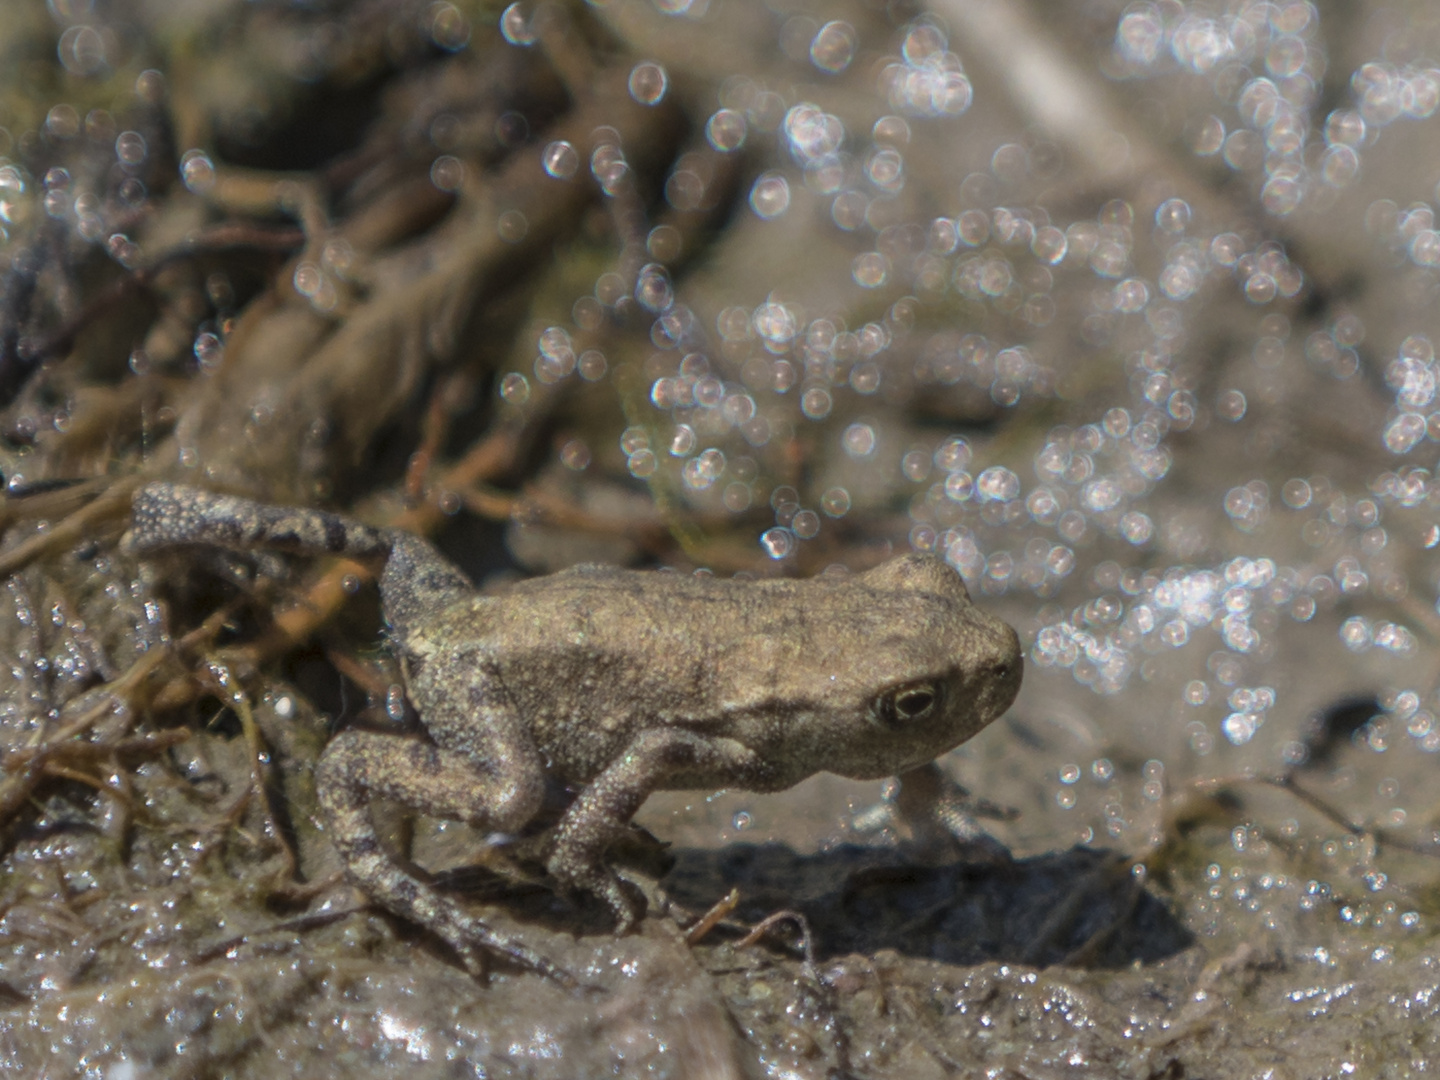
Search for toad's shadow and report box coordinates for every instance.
[661,842,1192,968]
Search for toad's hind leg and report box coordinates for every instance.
[316,731,569,983]
[124,482,472,642]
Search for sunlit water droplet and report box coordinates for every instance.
[706,108,747,152]
[115,130,147,166]
[429,3,471,50]
[499,3,535,45]
[843,423,876,459]
[810,21,857,73]
[749,173,790,219]
[627,449,657,478]
[180,149,215,194]
[1217,389,1247,420]
[852,252,890,288]
[628,61,669,105]
[760,527,795,559]
[193,331,224,371]
[430,155,464,192]
[499,372,530,404]
[976,466,1020,501]
[801,387,832,419]
[542,140,577,179]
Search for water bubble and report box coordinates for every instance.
[683,448,726,490]
[944,472,974,502]
[629,62,669,105]
[934,437,971,471]
[1193,115,1226,155]
[1217,389,1247,420]
[831,191,868,230]
[865,148,904,192]
[1383,413,1426,454]
[706,109,747,152]
[732,811,752,831]
[293,262,324,297]
[754,302,797,346]
[635,263,673,312]
[499,372,531,404]
[559,439,590,471]
[1031,225,1068,264]
[1244,272,1278,303]
[1155,198,1191,233]
[693,375,723,408]
[901,450,931,482]
[429,3,471,49]
[115,130,147,166]
[1120,511,1153,544]
[1159,260,1202,300]
[749,173,791,219]
[847,362,879,395]
[771,486,800,514]
[500,3,536,45]
[621,427,650,455]
[1321,145,1360,187]
[810,21,857,73]
[1086,241,1131,284]
[723,482,753,512]
[179,149,215,194]
[1282,478,1312,508]
[1261,174,1304,216]
[1117,9,1163,65]
[534,329,575,383]
[542,140,578,180]
[1114,278,1150,313]
[669,425,697,456]
[58,25,107,77]
[852,252,890,288]
[976,466,1020,502]
[821,487,851,517]
[1210,233,1244,267]
[792,510,820,539]
[497,209,527,242]
[591,143,629,194]
[883,21,973,117]
[193,331,224,371]
[785,104,845,166]
[761,527,795,559]
[430,155,464,192]
[843,423,876,459]
[1221,711,1259,745]
[627,449,657,478]
[801,387,832,419]
[1340,616,1373,652]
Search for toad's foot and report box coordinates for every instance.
[890,761,1016,865]
[547,856,647,934]
[414,891,579,987]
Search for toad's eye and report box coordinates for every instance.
[875,682,942,728]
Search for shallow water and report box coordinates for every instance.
[1,0,1439,1075]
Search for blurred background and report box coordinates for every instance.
[0,0,1438,1075]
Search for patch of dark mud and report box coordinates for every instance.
[662,842,1193,968]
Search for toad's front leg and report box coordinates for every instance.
[546,727,763,930]
[315,680,563,981]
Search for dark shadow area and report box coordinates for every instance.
[661,842,1194,969]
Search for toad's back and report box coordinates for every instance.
[406,559,1022,788]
